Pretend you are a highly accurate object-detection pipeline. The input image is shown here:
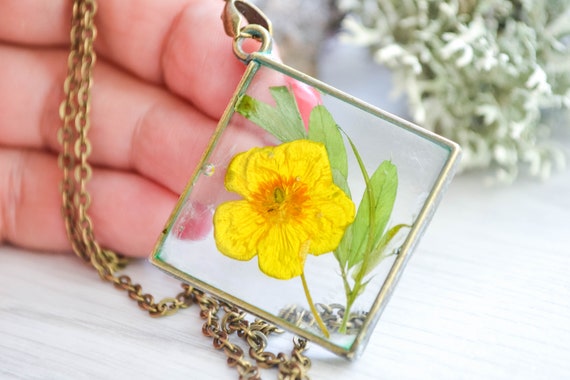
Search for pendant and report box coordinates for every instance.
[151,0,461,359]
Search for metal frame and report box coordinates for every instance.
[150,52,461,359]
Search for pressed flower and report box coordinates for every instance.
[213,139,355,280]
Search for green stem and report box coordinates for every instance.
[300,272,330,338]
[339,264,351,299]
[338,265,352,334]
[338,131,377,333]
[341,131,377,278]
[345,134,376,286]
[339,288,358,334]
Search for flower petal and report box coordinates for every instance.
[275,140,333,185]
[213,200,264,261]
[231,141,333,199]
[257,224,308,280]
[224,148,256,197]
[303,185,355,255]
[226,145,283,198]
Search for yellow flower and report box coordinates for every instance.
[213,139,355,280]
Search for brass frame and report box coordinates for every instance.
[150,52,461,359]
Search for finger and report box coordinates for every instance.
[0,148,180,257]
[0,45,263,194]
[0,0,70,47]
[0,0,256,119]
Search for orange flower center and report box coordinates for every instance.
[253,177,309,223]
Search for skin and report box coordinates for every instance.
[0,0,274,257]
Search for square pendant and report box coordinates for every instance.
[150,53,461,359]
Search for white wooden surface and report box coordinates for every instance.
[2,169,569,379]
[1,43,570,379]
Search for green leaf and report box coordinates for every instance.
[308,105,348,179]
[352,223,409,279]
[373,223,409,253]
[269,86,307,135]
[234,86,307,143]
[347,160,398,269]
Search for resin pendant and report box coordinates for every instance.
[151,3,461,359]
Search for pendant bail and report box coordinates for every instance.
[222,0,273,40]
[222,0,274,61]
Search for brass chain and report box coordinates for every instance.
[57,0,311,378]
[196,291,311,380]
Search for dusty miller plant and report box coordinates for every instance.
[336,0,570,182]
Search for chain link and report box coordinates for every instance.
[196,291,311,380]
[58,1,311,378]
[58,0,191,318]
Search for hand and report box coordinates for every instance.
[0,0,276,257]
